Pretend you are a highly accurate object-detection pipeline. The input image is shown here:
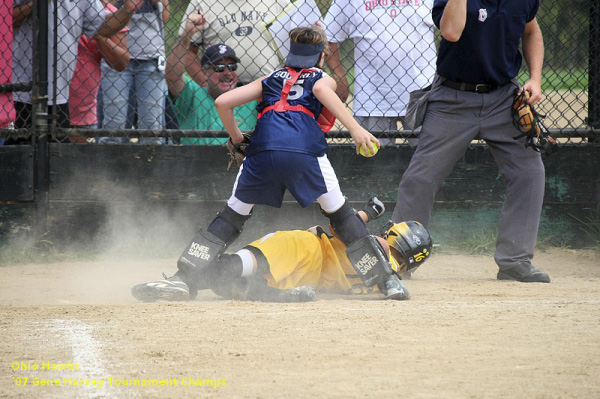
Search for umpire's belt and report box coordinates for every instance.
[441,79,498,93]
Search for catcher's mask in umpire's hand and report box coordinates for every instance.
[384,221,432,274]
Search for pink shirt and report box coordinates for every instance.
[68,3,126,127]
[0,0,16,128]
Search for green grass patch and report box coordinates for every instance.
[569,204,600,251]
[448,230,498,256]
[518,69,588,91]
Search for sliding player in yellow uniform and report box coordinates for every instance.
[132,198,432,303]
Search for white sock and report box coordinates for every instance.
[235,249,255,277]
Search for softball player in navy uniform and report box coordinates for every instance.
[135,26,409,301]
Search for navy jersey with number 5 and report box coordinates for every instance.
[245,67,329,158]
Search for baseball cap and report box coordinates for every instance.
[201,44,240,68]
[285,41,324,69]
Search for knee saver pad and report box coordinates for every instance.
[177,229,227,273]
[346,235,393,287]
[208,205,252,244]
[219,204,252,232]
[324,202,369,245]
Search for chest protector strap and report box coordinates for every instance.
[257,67,336,133]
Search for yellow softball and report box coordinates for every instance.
[359,141,379,157]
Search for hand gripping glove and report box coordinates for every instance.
[227,133,252,171]
[511,89,559,157]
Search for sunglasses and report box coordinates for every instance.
[209,63,238,73]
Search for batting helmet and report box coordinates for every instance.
[384,221,432,274]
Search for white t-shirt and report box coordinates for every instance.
[12,0,107,105]
[325,0,437,117]
[179,0,290,84]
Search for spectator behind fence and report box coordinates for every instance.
[99,0,169,144]
[68,0,130,143]
[1,0,16,136]
[178,0,290,87]
[324,0,436,141]
[167,14,257,145]
[11,0,143,133]
[393,0,550,283]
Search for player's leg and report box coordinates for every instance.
[480,84,549,283]
[131,200,253,302]
[208,248,316,303]
[177,202,252,273]
[132,166,255,302]
[304,155,408,299]
[176,159,256,275]
[174,152,291,299]
[321,197,408,299]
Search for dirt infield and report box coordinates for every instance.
[1,248,599,399]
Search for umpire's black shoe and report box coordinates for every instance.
[497,263,551,283]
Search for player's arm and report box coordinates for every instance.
[357,211,369,224]
[325,42,350,102]
[94,30,130,72]
[12,0,32,29]
[521,17,544,105]
[439,0,467,42]
[313,75,380,155]
[215,78,264,144]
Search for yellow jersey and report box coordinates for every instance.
[246,226,377,295]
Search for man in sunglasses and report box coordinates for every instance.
[166,13,258,145]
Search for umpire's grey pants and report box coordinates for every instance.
[392,81,545,270]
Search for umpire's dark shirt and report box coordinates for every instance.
[432,0,539,86]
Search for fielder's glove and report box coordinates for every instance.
[511,89,558,157]
[227,133,251,171]
[362,196,385,222]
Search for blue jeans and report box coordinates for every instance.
[100,59,166,144]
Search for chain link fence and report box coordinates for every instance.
[0,0,597,146]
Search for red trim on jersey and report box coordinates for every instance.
[257,67,315,119]
[256,67,336,133]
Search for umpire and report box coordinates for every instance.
[392,0,550,283]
